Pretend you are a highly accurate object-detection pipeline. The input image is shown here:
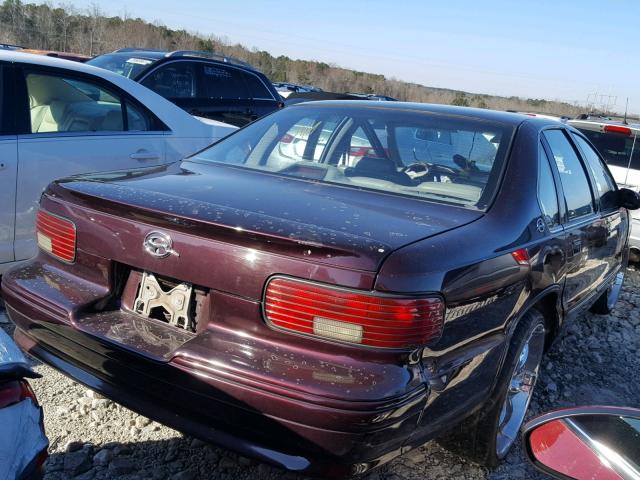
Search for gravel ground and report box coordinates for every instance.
[1,266,639,480]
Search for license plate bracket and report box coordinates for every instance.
[133,272,195,331]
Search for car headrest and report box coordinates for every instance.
[352,156,397,175]
[347,156,414,186]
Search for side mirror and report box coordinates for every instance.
[618,188,640,210]
[522,406,640,480]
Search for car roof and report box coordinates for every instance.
[96,49,259,71]
[289,100,560,128]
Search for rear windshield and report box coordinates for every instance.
[577,128,640,170]
[87,54,155,78]
[191,105,515,210]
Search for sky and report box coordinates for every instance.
[70,0,639,114]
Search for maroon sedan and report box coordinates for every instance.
[3,102,639,477]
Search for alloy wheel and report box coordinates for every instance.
[495,323,545,458]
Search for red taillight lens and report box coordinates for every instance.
[511,248,530,265]
[0,380,38,408]
[264,277,444,349]
[36,209,76,262]
[603,125,632,136]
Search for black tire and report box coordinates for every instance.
[438,309,545,467]
[590,270,624,315]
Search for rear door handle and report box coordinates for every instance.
[130,150,160,161]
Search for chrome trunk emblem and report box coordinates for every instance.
[143,231,179,258]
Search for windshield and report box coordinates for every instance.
[87,54,155,78]
[191,105,514,209]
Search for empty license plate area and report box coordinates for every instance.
[133,272,201,332]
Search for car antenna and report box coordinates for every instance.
[623,97,629,124]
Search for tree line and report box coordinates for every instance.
[0,0,589,117]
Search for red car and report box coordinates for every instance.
[3,102,639,477]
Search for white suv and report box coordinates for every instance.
[569,119,640,259]
[0,51,236,274]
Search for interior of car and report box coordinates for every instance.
[27,73,124,133]
[195,108,512,209]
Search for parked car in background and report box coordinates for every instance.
[0,43,23,51]
[88,49,283,126]
[569,119,640,259]
[273,82,323,98]
[0,326,48,479]
[0,50,236,275]
[4,102,638,477]
[346,92,398,101]
[21,49,90,62]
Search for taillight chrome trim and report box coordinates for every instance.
[36,209,77,263]
[262,275,445,350]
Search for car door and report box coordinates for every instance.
[571,132,626,282]
[0,63,18,266]
[542,129,600,312]
[14,65,167,261]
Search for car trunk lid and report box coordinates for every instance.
[44,161,482,298]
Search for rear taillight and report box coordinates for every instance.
[603,125,632,136]
[264,277,444,349]
[0,380,38,408]
[511,248,530,265]
[36,209,76,262]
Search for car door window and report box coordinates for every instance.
[538,145,560,228]
[571,133,618,211]
[141,62,197,98]
[203,65,249,99]
[242,72,273,100]
[26,73,125,133]
[543,129,594,221]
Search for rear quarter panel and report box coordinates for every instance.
[374,121,567,442]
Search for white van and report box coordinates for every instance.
[569,119,640,259]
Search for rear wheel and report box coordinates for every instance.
[590,270,624,315]
[438,309,545,466]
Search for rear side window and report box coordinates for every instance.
[243,72,273,99]
[26,73,125,133]
[125,100,154,131]
[543,129,594,221]
[538,145,560,228]
[203,65,249,99]
[571,133,618,211]
[141,62,197,98]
